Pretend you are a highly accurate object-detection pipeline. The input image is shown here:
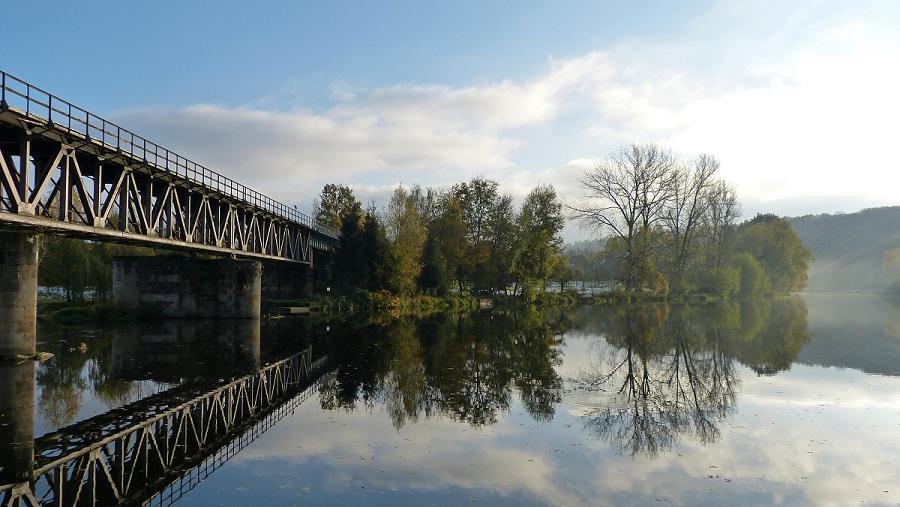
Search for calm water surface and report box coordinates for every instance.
[4,293,900,506]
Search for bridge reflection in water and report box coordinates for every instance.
[0,335,327,506]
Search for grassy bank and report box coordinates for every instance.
[39,288,723,327]
[268,290,480,321]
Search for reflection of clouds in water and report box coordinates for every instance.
[741,364,900,410]
[233,399,584,506]
[576,363,900,506]
[230,357,900,506]
[27,297,900,505]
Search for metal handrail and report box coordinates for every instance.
[0,69,339,239]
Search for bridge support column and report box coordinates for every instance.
[113,257,261,318]
[0,231,39,359]
[0,361,35,486]
[261,262,314,300]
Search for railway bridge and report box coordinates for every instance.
[0,70,339,359]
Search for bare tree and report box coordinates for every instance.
[572,144,677,290]
[662,154,720,287]
[703,180,740,268]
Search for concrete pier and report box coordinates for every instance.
[113,256,262,318]
[0,361,35,486]
[0,231,39,359]
[261,262,314,300]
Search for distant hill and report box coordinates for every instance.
[788,206,900,291]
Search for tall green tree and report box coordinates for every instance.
[452,178,501,290]
[431,194,468,292]
[314,184,361,230]
[733,214,812,293]
[487,195,517,294]
[332,201,367,290]
[361,208,394,291]
[513,184,565,296]
[385,186,427,295]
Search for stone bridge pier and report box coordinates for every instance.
[261,261,314,301]
[113,256,262,318]
[0,231,39,359]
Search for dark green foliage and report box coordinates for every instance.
[513,185,565,296]
[39,238,105,301]
[419,233,450,295]
[333,204,393,292]
[321,179,566,300]
[39,237,154,301]
[733,252,770,296]
[361,209,394,292]
[733,214,812,293]
[333,203,367,290]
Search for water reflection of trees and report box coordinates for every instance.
[34,320,269,428]
[570,297,811,456]
[36,327,155,428]
[319,308,567,429]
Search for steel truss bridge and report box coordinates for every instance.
[0,70,337,264]
[0,347,329,506]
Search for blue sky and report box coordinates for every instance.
[3,1,899,239]
[3,1,697,108]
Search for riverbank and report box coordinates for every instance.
[36,288,752,326]
[267,291,480,322]
[37,300,159,325]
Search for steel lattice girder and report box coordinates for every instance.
[0,69,337,263]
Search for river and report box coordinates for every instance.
[2,293,899,506]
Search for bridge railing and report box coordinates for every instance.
[0,70,339,239]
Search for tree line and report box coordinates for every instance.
[36,143,812,302]
[573,144,812,297]
[317,179,566,299]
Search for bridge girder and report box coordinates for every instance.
[0,70,337,263]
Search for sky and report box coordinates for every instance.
[2,1,898,240]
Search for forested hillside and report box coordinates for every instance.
[789,207,900,291]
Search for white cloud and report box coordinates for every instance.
[113,1,900,226]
